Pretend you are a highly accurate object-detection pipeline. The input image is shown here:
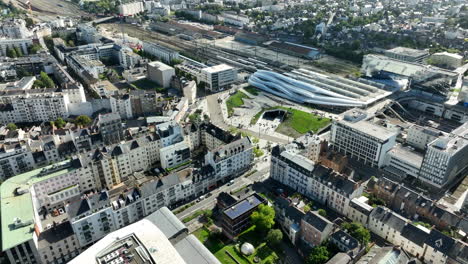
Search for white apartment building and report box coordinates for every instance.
[0,143,36,180]
[270,145,364,216]
[346,196,374,226]
[142,41,180,63]
[68,168,198,247]
[147,61,175,88]
[0,19,31,39]
[118,1,145,16]
[204,137,253,180]
[0,89,70,123]
[67,192,116,246]
[330,109,397,168]
[0,38,33,56]
[368,206,406,247]
[220,12,250,27]
[0,159,98,264]
[160,141,190,169]
[418,123,468,188]
[200,123,240,151]
[68,55,106,79]
[200,64,237,92]
[118,46,141,69]
[109,94,133,119]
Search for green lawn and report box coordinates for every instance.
[193,227,210,243]
[277,106,331,134]
[193,226,280,264]
[253,147,264,158]
[244,86,260,96]
[251,107,331,137]
[131,78,165,92]
[226,91,250,117]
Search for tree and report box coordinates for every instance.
[33,79,45,88]
[74,115,92,127]
[14,46,23,57]
[341,222,371,245]
[251,204,275,233]
[29,44,42,54]
[306,246,329,264]
[6,123,17,131]
[55,118,66,129]
[318,209,327,217]
[40,72,55,88]
[266,229,283,246]
[25,17,34,27]
[6,47,17,58]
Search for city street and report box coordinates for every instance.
[175,167,270,222]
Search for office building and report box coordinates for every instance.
[418,123,468,188]
[329,109,398,168]
[200,64,237,92]
[221,193,266,239]
[147,61,175,88]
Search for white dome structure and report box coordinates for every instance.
[241,242,255,255]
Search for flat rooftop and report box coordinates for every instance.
[71,219,186,264]
[388,144,424,167]
[148,61,174,71]
[223,194,264,220]
[202,64,233,73]
[1,160,74,251]
[386,47,429,57]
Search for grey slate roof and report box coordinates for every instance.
[302,211,332,232]
[370,206,406,232]
[401,224,429,247]
[425,229,455,255]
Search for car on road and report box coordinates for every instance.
[196,195,206,202]
[227,180,234,186]
[206,193,212,198]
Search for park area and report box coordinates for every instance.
[252,106,331,138]
[226,91,250,117]
[194,226,281,264]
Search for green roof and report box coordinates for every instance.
[1,160,74,251]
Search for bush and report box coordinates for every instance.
[318,209,327,217]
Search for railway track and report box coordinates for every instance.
[102,23,289,72]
